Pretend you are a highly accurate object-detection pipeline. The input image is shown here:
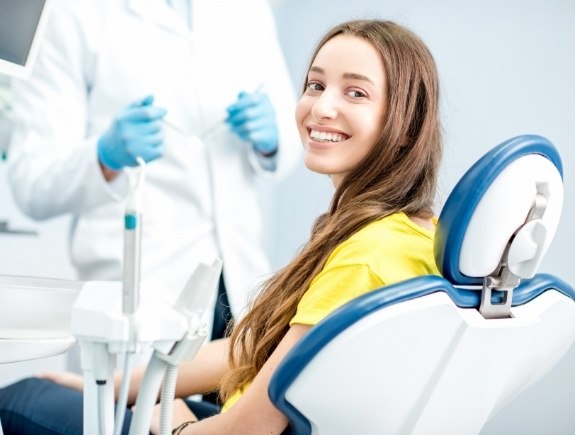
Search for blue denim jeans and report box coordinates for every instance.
[0,377,219,435]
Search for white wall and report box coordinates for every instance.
[267,0,575,434]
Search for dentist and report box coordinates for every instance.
[7,0,301,340]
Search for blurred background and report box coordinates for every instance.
[1,0,574,433]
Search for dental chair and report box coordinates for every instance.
[268,134,575,435]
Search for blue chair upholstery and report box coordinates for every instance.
[269,135,575,435]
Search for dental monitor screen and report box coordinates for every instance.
[0,0,49,78]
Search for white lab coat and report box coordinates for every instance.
[7,0,302,320]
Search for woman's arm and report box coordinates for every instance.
[122,338,230,404]
[128,338,230,403]
[175,324,310,435]
[39,338,230,406]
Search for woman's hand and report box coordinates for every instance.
[36,372,85,392]
[149,398,197,435]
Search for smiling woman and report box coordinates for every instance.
[0,19,443,435]
[296,34,388,187]
[216,19,442,434]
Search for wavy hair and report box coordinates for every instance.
[220,19,442,401]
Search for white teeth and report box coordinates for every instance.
[310,129,347,142]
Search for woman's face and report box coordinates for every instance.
[296,34,388,188]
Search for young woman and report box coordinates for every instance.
[0,19,442,435]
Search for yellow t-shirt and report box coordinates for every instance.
[290,212,440,326]
[222,212,440,411]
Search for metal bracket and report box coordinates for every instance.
[479,232,522,319]
[479,268,520,319]
[478,190,549,319]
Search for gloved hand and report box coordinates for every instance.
[97,95,167,171]
[226,91,279,156]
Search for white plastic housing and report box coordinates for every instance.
[459,155,563,278]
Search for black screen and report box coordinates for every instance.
[0,0,46,66]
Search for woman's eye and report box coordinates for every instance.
[347,89,367,98]
[306,82,324,92]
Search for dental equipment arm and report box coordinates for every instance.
[128,259,222,435]
[71,160,149,435]
[118,338,230,406]
[114,158,145,435]
[72,155,222,435]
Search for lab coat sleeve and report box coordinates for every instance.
[7,0,129,221]
[245,0,302,180]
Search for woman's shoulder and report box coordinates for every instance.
[350,212,434,244]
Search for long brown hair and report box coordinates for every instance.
[220,19,442,400]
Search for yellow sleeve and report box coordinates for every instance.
[290,263,384,327]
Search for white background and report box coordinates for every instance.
[1,0,574,433]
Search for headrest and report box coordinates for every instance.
[435,135,563,286]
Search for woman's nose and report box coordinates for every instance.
[311,91,338,120]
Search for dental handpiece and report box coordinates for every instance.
[122,210,141,316]
[122,158,145,316]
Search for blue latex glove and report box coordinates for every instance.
[98,95,167,171]
[226,91,279,156]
